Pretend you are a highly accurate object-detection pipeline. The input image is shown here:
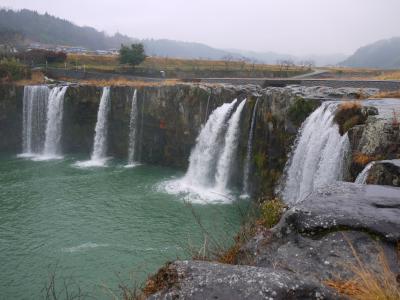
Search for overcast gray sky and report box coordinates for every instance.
[1,0,399,55]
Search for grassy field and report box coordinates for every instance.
[50,53,309,78]
[323,67,400,80]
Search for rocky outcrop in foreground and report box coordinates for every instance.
[148,183,400,299]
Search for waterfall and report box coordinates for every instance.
[42,86,68,158]
[126,89,139,167]
[75,87,111,167]
[163,99,240,203]
[281,102,350,204]
[184,99,237,187]
[204,92,211,124]
[355,161,375,184]
[215,99,247,191]
[21,85,50,156]
[91,87,111,162]
[242,98,260,197]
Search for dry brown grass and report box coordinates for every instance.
[325,238,400,300]
[338,101,362,110]
[141,263,179,299]
[353,152,378,166]
[371,90,400,99]
[62,53,305,74]
[59,77,182,87]
[376,71,400,81]
[15,70,46,85]
[334,101,366,135]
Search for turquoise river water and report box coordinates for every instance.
[0,154,246,299]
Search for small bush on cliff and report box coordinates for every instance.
[334,101,366,135]
[119,43,147,68]
[288,97,318,126]
[0,57,30,81]
[261,198,286,229]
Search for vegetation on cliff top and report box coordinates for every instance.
[334,101,366,135]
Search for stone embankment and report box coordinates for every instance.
[148,182,400,299]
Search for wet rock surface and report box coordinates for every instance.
[147,182,400,299]
[148,260,340,300]
[245,230,399,281]
[366,159,400,186]
[278,182,400,241]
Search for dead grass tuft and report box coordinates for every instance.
[325,243,400,300]
[141,263,179,298]
[334,101,366,135]
[372,90,400,99]
[16,70,46,85]
[353,152,378,166]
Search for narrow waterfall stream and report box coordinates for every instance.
[42,86,68,159]
[242,98,259,197]
[215,99,247,192]
[21,85,50,156]
[126,89,139,167]
[76,87,111,167]
[355,161,375,184]
[184,99,237,188]
[281,102,350,204]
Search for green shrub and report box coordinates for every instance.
[260,198,286,229]
[288,97,318,126]
[0,58,30,81]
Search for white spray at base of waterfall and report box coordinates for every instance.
[281,102,350,204]
[161,99,247,203]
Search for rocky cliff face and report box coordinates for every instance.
[0,82,317,197]
[348,99,400,183]
[0,84,23,152]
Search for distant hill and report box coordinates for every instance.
[341,37,400,69]
[0,8,244,60]
[0,9,133,50]
[0,8,345,65]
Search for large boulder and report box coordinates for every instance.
[365,159,400,187]
[276,182,400,242]
[148,260,339,300]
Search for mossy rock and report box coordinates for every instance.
[288,97,319,127]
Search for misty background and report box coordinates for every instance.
[1,0,400,67]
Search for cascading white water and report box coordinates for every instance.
[355,161,375,184]
[184,99,237,187]
[126,89,139,167]
[91,87,111,162]
[42,86,68,159]
[163,99,239,203]
[21,85,50,156]
[281,102,350,204]
[242,98,259,197]
[215,99,247,191]
[75,87,111,167]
